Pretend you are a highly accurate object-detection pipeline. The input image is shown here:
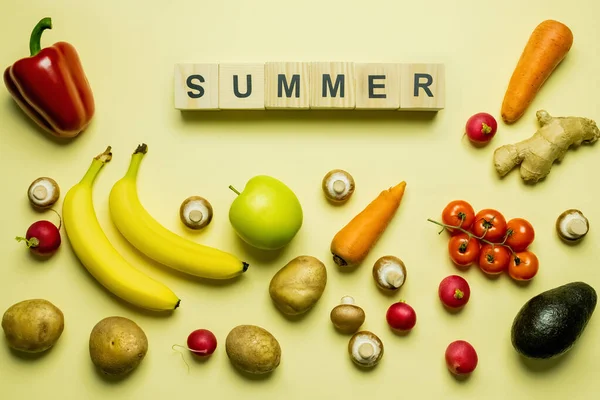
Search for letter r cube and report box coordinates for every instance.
[399,64,445,111]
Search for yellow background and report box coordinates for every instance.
[1,0,599,398]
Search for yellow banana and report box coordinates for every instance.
[62,146,181,312]
[108,144,249,280]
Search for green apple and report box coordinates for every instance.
[228,175,303,250]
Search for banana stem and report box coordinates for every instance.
[80,147,113,186]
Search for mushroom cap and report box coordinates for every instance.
[330,302,366,334]
[179,196,213,229]
[348,331,384,368]
[322,169,355,203]
[556,209,589,242]
[27,177,60,210]
[372,256,407,291]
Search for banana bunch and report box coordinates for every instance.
[108,144,249,280]
[62,147,181,312]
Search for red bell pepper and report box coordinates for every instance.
[4,17,95,139]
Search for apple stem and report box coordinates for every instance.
[228,185,241,195]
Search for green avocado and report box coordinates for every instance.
[511,282,596,359]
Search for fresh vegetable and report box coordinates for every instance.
[386,301,417,332]
[27,177,60,210]
[2,299,64,353]
[348,331,384,368]
[330,296,366,334]
[501,20,573,124]
[229,175,303,250]
[478,244,510,275]
[494,110,600,183]
[465,112,498,144]
[186,329,218,356]
[89,316,148,377]
[504,218,535,252]
[511,282,596,359]
[269,255,327,316]
[445,340,478,376]
[556,209,589,243]
[441,200,475,234]
[448,233,480,267]
[225,325,281,375]
[372,255,407,291]
[109,144,249,279]
[508,251,539,281]
[179,196,213,230]
[3,17,94,138]
[472,209,507,242]
[15,214,61,257]
[331,181,406,267]
[438,275,471,309]
[62,146,181,312]
[322,169,355,203]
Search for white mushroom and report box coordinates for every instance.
[348,331,384,368]
[556,209,589,242]
[372,256,407,291]
[27,177,60,210]
[179,196,213,230]
[330,296,366,334]
[322,169,355,203]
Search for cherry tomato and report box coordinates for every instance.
[472,209,507,242]
[448,233,480,267]
[478,244,510,275]
[508,251,539,281]
[504,218,535,252]
[442,200,476,233]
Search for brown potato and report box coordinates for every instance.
[225,325,281,375]
[1,299,64,353]
[269,255,327,315]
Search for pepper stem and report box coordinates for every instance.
[30,17,52,56]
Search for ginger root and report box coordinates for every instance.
[493,110,600,183]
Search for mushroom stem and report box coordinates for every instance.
[33,186,48,200]
[385,271,404,288]
[567,219,587,236]
[189,210,203,223]
[332,180,346,194]
[358,343,374,359]
[340,296,355,305]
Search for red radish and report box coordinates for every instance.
[439,275,470,309]
[386,301,417,331]
[16,220,61,256]
[445,340,478,376]
[186,329,217,356]
[465,112,498,144]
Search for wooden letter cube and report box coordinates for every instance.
[174,63,219,110]
[265,62,310,109]
[355,63,401,110]
[219,63,265,110]
[399,64,445,111]
[310,62,355,109]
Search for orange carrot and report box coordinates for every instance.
[331,181,406,267]
[501,20,573,124]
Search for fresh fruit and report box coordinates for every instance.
[508,251,539,281]
[445,340,478,376]
[330,296,366,334]
[386,301,417,332]
[331,181,406,267]
[109,144,249,280]
[89,316,148,377]
[186,329,217,357]
[511,282,596,359]
[2,299,64,353]
[27,177,59,210]
[372,256,407,291]
[438,275,471,309]
[348,331,384,368]
[478,244,510,275]
[465,112,498,144]
[322,169,355,203]
[441,200,476,233]
[448,233,480,267]
[504,218,535,251]
[225,325,281,375]
[229,175,303,250]
[268,255,327,316]
[15,217,61,257]
[62,146,180,312]
[472,209,507,242]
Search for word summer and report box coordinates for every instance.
[174,62,445,111]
